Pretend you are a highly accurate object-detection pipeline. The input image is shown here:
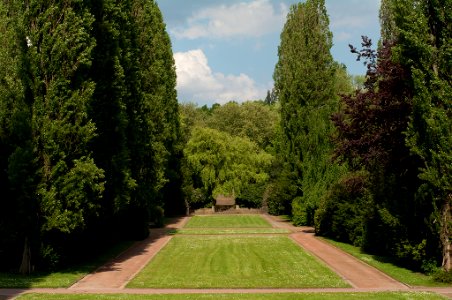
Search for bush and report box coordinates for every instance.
[315,173,369,246]
[265,178,296,216]
[433,269,452,283]
[292,196,316,226]
[237,182,266,208]
[150,206,164,228]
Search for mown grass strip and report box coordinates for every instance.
[0,241,134,288]
[17,292,447,300]
[321,238,450,287]
[184,215,271,228]
[172,228,290,235]
[127,235,347,288]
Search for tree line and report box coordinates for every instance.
[0,0,183,273]
[272,0,451,277]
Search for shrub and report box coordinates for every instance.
[315,172,369,246]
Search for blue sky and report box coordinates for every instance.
[157,0,381,106]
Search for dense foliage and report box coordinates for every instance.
[270,0,451,277]
[179,101,278,210]
[273,0,348,225]
[0,0,182,273]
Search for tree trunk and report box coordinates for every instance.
[19,237,31,275]
[441,194,452,272]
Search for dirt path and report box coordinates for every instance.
[262,214,408,289]
[69,217,189,290]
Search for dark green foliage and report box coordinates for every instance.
[433,270,452,283]
[273,0,345,224]
[330,36,438,271]
[392,0,452,271]
[236,182,266,208]
[315,173,369,246]
[0,0,182,272]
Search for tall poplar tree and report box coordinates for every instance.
[392,0,452,271]
[89,0,137,238]
[132,0,183,219]
[273,0,344,225]
[7,0,105,272]
[0,1,37,272]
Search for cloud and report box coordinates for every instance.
[174,49,266,104]
[172,0,288,40]
[329,0,381,28]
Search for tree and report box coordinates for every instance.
[331,37,430,267]
[89,0,136,239]
[184,127,273,208]
[392,0,452,271]
[18,0,104,271]
[207,101,279,150]
[132,0,183,217]
[0,1,37,272]
[273,0,345,225]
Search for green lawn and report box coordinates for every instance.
[17,292,447,300]
[0,241,134,288]
[321,238,450,287]
[184,215,271,228]
[127,235,348,288]
[172,228,290,235]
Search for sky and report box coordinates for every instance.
[157,0,381,106]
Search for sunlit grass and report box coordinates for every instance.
[184,215,271,228]
[171,228,290,235]
[17,292,447,300]
[127,235,347,288]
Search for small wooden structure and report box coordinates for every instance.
[214,195,236,212]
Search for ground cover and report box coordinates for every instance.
[0,241,133,288]
[17,292,447,300]
[322,238,450,287]
[171,228,290,235]
[127,235,347,288]
[184,215,271,228]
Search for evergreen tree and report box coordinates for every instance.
[273,0,345,225]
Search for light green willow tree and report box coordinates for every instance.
[184,127,273,206]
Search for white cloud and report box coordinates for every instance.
[328,0,380,27]
[172,0,288,40]
[174,49,266,104]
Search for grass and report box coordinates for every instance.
[127,235,348,288]
[184,215,271,228]
[0,241,134,288]
[171,228,290,235]
[321,238,451,287]
[17,292,448,300]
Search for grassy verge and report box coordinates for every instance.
[321,238,450,287]
[184,215,271,228]
[171,228,290,235]
[17,292,447,300]
[0,241,134,288]
[127,235,347,288]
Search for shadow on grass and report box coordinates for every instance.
[0,240,135,289]
[0,216,187,290]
